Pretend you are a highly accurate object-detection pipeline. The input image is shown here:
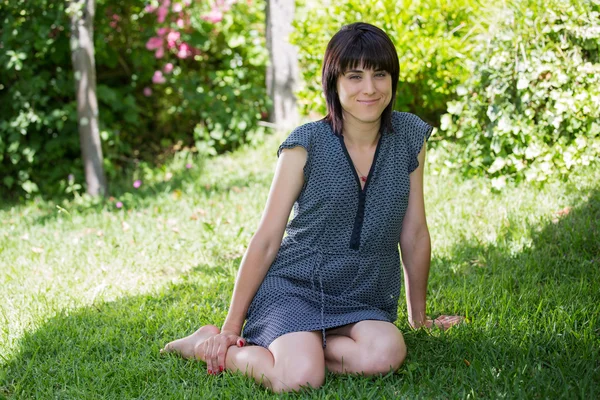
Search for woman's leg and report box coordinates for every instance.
[227,330,325,392]
[324,320,407,375]
[162,326,325,392]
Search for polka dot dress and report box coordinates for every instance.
[242,111,433,348]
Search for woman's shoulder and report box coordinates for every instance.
[279,119,332,156]
[390,111,434,141]
[287,119,333,146]
[290,119,331,136]
[390,111,431,133]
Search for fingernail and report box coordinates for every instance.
[207,369,213,375]
[219,366,224,372]
[237,339,244,347]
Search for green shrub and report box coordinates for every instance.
[434,0,600,187]
[292,0,482,123]
[0,0,268,197]
[0,0,76,195]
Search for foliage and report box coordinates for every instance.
[294,0,600,187]
[292,0,481,122]
[434,0,600,187]
[0,0,76,195]
[0,0,268,197]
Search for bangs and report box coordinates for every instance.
[337,34,398,75]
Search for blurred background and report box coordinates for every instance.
[1,0,599,199]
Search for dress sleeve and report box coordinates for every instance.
[405,114,434,174]
[276,123,313,184]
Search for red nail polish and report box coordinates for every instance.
[219,366,224,372]
[207,369,213,375]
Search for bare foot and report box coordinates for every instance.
[160,325,220,359]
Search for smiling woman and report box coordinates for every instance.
[161,22,463,393]
[336,69,392,130]
[321,23,399,138]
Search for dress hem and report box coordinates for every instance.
[244,314,396,349]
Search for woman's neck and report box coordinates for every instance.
[342,117,381,149]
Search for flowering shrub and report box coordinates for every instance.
[0,0,267,197]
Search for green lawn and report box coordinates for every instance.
[1,131,599,399]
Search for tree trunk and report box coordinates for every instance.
[70,0,107,196]
[266,0,299,131]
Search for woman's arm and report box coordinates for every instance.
[400,140,463,330]
[220,146,307,335]
[400,139,431,328]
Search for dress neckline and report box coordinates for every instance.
[337,133,383,194]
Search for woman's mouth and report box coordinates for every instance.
[357,99,380,105]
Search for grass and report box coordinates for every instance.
[0,130,599,399]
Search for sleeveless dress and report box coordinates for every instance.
[242,111,433,348]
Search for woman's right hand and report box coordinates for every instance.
[198,330,245,375]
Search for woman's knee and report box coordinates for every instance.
[359,332,407,375]
[269,331,326,392]
[273,358,325,392]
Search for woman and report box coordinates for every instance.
[161,22,462,392]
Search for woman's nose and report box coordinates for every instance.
[362,77,376,94]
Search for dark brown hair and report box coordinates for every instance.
[321,22,400,136]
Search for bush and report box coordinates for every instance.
[434,0,600,187]
[0,0,268,197]
[292,0,482,123]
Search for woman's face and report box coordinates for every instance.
[336,66,392,128]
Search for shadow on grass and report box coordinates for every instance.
[0,158,273,228]
[0,145,274,217]
[419,188,600,398]
[1,192,599,398]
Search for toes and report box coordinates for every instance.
[160,344,171,354]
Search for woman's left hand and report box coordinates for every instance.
[411,315,464,330]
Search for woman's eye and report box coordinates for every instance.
[376,72,387,77]
[349,75,361,80]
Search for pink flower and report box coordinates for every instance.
[173,2,183,12]
[177,43,191,59]
[144,4,157,13]
[133,180,142,189]
[157,6,169,23]
[157,27,168,36]
[183,0,191,5]
[202,9,223,24]
[143,87,152,96]
[152,70,166,84]
[176,18,185,28]
[155,46,165,58]
[163,63,174,74]
[186,163,192,169]
[161,0,172,6]
[116,201,123,209]
[167,31,180,45]
[146,36,163,50]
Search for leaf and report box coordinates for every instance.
[56,205,71,216]
[22,180,39,194]
[203,222,215,233]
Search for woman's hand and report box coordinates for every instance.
[410,315,464,331]
[197,330,245,375]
